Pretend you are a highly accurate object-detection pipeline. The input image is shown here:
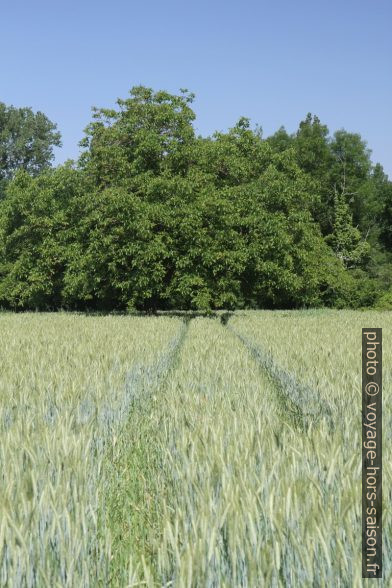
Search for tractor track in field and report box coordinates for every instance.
[88,317,191,449]
[125,315,190,407]
[120,312,334,432]
[220,314,334,432]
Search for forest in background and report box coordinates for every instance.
[1,86,392,311]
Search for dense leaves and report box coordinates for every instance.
[0,166,83,308]
[0,103,61,199]
[0,87,390,310]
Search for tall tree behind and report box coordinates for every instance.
[0,102,61,198]
[79,86,196,188]
[328,130,372,229]
[292,114,332,232]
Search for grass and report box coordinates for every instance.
[0,313,183,586]
[0,310,390,586]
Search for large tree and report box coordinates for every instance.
[79,86,196,188]
[0,88,385,311]
[328,129,372,228]
[0,102,61,198]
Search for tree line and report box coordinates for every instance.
[1,87,391,311]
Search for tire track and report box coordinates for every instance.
[221,315,334,432]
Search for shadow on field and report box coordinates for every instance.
[74,309,239,324]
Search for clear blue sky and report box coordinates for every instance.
[2,0,391,176]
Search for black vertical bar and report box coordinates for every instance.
[362,328,382,578]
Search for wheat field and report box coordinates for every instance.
[0,310,389,587]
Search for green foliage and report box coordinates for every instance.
[79,86,196,187]
[0,87,387,310]
[328,130,372,228]
[288,115,382,242]
[378,170,392,249]
[265,126,293,153]
[193,117,269,188]
[0,165,83,308]
[61,153,329,311]
[375,288,392,310]
[0,102,61,198]
[294,113,330,179]
[325,191,370,269]
[62,185,174,311]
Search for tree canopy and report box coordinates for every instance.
[0,87,390,311]
[0,102,61,199]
